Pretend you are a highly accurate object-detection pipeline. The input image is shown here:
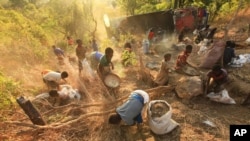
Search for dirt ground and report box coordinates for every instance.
[1,6,250,141]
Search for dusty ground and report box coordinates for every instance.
[1,5,250,141]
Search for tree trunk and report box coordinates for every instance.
[16,96,46,125]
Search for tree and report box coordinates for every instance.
[9,0,28,8]
[117,0,163,15]
[117,0,137,15]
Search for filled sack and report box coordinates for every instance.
[199,40,225,69]
[148,100,179,135]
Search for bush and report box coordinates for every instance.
[0,71,21,109]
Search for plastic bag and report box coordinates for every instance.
[148,100,179,135]
[207,89,236,104]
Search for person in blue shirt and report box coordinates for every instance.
[108,90,149,127]
[52,45,65,65]
[52,45,65,57]
[88,51,104,70]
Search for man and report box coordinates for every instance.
[175,45,193,71]
[91,39,98,52]
[48,85,81,106]
[205,64,228,94]
[88,51,103,70]
[148,29,155,48]
[223,41,236,66]
[35,84,81,106]
[67,36,74,46]
[52,45,65,57]
[98,47,114,80]
[76,39,87,75]
[52,45,65,65]
[148,29,154,43]
[178,28,185,43]
[42,70,68,90]
[108,90,149,127]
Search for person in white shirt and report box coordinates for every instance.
[42,71,68,90]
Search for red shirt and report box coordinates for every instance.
[175,51,189,69]
[148,31,154,40]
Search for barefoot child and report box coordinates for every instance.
[154,53,171,86]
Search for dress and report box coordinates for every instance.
[154,60,169,86]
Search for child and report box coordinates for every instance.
[98,47,114,80]
[42,70,68,90]
[154,53,171,86]
[75,39,86,75]
[175,45,193,71]
[121,42,136,66]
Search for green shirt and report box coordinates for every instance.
[99,55,110,67]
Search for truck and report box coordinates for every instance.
[103,7,208,38]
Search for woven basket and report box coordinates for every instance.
[104,73,120,88]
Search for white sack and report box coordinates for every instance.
[148,100,179,135]
[207,89,236,104]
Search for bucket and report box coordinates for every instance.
[104,73,121,88]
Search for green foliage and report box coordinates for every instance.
[156,2,171,10]
[135,3,157,14]
[118,0,164,15]
[9,0,28,8]
[0,71,20,109]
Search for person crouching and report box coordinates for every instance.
[108,90,149,129]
